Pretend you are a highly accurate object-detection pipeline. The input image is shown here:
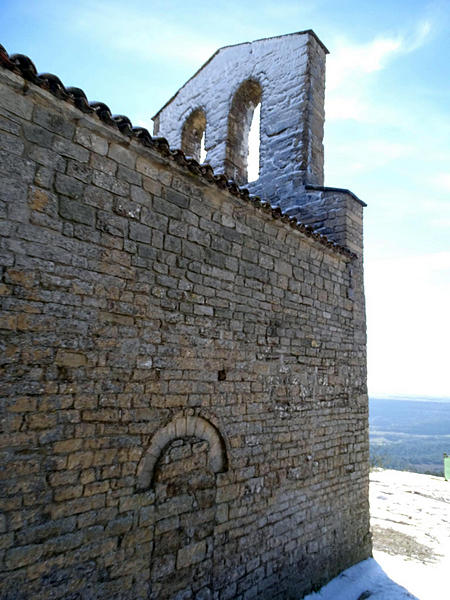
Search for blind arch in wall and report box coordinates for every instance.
[136,415,227,489]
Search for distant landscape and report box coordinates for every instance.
[369,396,450,475]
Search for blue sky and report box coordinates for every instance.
[2,0,450,397]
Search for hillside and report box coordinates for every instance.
[369,397,450,474]
[304,469,450,599]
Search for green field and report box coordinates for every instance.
[369,396,450,475]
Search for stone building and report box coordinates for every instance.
[0,30,370,600]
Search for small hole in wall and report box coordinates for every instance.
[218,369,226,381]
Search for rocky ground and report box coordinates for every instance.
[304,469,450,599]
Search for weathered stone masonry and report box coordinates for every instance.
[0,32,370,600]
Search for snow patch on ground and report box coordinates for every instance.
[304,558,417,599]
[304,469,450,600]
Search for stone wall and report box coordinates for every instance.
[0,56,370,600]
[290,186,366,257]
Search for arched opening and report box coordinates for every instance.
[200,129,206,163]
[181,108,207,163]
[247,102,260,182]
[224,79,262,185]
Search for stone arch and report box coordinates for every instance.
[224,79,262,185]
[181,108,206,162]
[136,415,227,489]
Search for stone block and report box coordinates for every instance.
[75,126,109,155]
[67,451,94,470]
[53,485,83,502]
[55,350,87,367]
[53,136,89,162]
[106,515,133,536]
[0,149,35,182]
[59,197,95,226]
[151,553,176,579]
[216,484,240,504]
[108,143,136,169]
[0,130,24,155]
[92,170,128,196]
[67,159,93,183]
[117,164,142,186]
[0,82,33,119]
[176,540,206,569]
[166,188,189,209]
[129,221,152,244]
[5,544,43,569]
[33,104,74,137]
[55,172,84,199]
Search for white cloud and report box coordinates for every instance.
[325,95,366,121]
[326,37,402,92]
[326,21,433,122]
[366,252,450,397]
[431,172,450,192]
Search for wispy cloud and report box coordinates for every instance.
[326,20,433,122]
[326,37,402,92]
[36,0,218,67]
[402,20,432,52]
[76,4,216,65]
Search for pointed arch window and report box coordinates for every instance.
[225,80,262,185]
[181,108,207,163]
